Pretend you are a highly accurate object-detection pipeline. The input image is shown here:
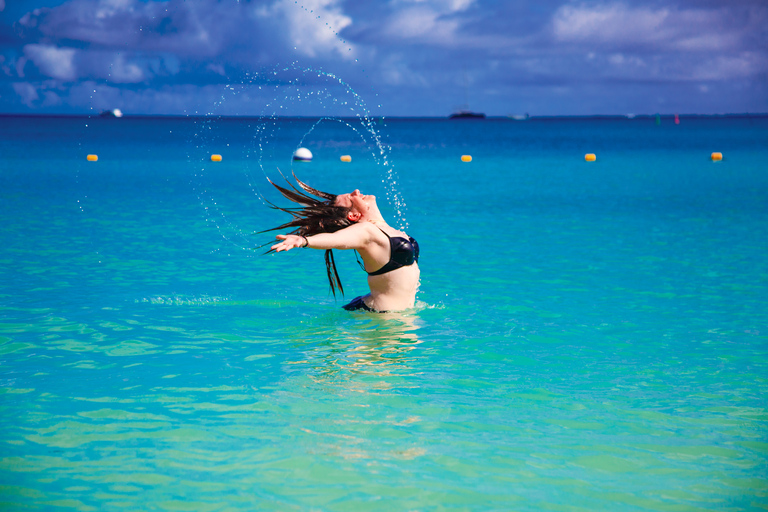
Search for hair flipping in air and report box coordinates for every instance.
[260,172,353,297]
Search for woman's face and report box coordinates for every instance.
[335,189,375,214]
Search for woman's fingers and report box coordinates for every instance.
[271,234,299,252]
[272,234,289,251]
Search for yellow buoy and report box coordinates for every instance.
[711,152,723,161]
[585,153,596,162]
[340,155,352,162]
[87,154,98,161]
[211,154,222,162]
[461,155,472,162]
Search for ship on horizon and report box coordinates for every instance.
[449,109,486,119]
[99,108,123,118]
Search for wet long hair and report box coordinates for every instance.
[261,172,354,297]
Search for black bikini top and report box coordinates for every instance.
[359,227,420,276]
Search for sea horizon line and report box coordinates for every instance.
[1,112,766,120]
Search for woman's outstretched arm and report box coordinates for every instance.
[270,222,374,253]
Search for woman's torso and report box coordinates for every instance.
[359,224,420,311]
[367,264,420,311]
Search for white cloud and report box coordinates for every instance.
[378,0,476,44]
[41,90,63,107]
[65,81,252,115]
[548,3,768,82]
[378,53,428,86]
[688,52,767,81]
[391,0,475,13]
[550,2,758,53]
[107,54,145,83]
[382,6,461,43]
[15,57,27,78]
[19,8,46,29]
[93,0,135,19]
[607,53,646,68]
[26,0,222,56]
[22,44,147,84]
[260,0,355,59]
[672,33,740,52]
[24,44,77,81]
[12,82,39,106]
[206,63,226,76]
[552,4,670,45]
[24,0,358,64]
[446,0,474,11]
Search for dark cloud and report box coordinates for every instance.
[0,0,765,115]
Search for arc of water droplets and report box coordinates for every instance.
[189,109,277,255]
[190,62,409,256]
[272,62,408,231]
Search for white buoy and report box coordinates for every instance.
[293,147,313,161]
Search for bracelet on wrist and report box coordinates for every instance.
[300,235,309,248]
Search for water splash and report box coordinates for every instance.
[189,62,409,256]
[136,295,229,306]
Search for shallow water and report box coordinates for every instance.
[1,114,767,510]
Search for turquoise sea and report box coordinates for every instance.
[1,114,767,510]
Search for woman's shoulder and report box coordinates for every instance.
[337,221,386,242]
[351,221,395,245]
[340,221,377,235]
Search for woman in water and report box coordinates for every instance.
[264,173,419,312]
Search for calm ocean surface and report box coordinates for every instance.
[1,114,767,510]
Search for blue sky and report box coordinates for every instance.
[1,0,765,116]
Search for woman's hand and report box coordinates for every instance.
[271,234,307,252]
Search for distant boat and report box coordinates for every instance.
[508,113,529,121]
[449,110,486,119]
[450,71,484,119]
[99,108,123,118]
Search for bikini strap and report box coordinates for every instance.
[374,226,394,240]
[355,227,393,273]
[354,250,367,272]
